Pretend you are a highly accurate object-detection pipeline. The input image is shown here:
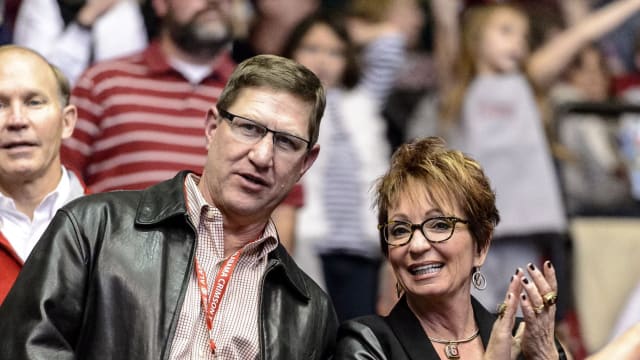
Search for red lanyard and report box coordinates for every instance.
[194,249,242,354]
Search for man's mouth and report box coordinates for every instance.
[1,141,37,149]
[195,7,224,22]
[240,173,268,187]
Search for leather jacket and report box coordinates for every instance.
[0,171,338,359]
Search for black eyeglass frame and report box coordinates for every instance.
[377,216,469,247]
[218,108,312,151]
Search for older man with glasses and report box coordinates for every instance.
[0,54,337,360]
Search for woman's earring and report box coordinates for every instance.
[472,266,487,290]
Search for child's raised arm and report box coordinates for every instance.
[528,0,640,90]
[430,0,462,91]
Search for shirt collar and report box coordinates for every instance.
[183,174,278,260]
[0,166,71,218]
[0,191,15,212]
[142,41,236,83]
[44,166,71,219]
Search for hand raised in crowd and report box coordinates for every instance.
[345,17,400,47]
[429,0,462,25]
[76,0,122,28]
[483,271,522,360]
[516,261,560,360]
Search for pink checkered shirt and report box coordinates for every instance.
[168,174,278,359]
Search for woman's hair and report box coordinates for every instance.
[439,4,528,126]
[374,137,500,256]
[282,11,360,89]
[216,54,325,146]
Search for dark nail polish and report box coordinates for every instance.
[521,293,527,300]
[515,268,520,275]
[528,263,536,271]
[508,293,512,299]
[522,278,529,285]
[510,275,514,282]
[546,261,553,269]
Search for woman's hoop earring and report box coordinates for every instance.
[472,267,487,290]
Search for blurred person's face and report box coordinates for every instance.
[388,0,425,48]
[199,86,319,224]
[293,23,347,89]
[385,181,488,303]
[255,0,318,25]
[477,8,529,75]
[155,0,233,57]
[569,47,610,101]
[0,50,76,189]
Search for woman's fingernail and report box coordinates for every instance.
[521,293,527,300]
[510,275,514,282]
[546,261,553,269]
[522,278,529,285]
[515,268,520,275]
[528,263,536,271]
[508,293,512,300]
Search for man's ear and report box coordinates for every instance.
[297,143,320,180]
[204,106,220,148]
[60,105,77,139]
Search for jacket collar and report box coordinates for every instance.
[385,296,497,359]
[266,245,311,300]
[134,171,311,300]
[135,171,191,225]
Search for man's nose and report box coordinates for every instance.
[4,103,29,130]
[248,133,275,168]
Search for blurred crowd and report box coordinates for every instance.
[2,0,640,358]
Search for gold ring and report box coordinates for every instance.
[496,302,507,318]
[533,304,545,314]
[543,291,558,307]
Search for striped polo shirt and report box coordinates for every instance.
[61,41,235,193]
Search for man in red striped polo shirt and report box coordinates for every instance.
[62,0,235,193]
[61,0,302,251]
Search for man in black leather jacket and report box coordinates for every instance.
[0,54,337,359]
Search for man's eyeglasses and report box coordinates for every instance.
[378,217,469,246]
[218,108,311,155]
